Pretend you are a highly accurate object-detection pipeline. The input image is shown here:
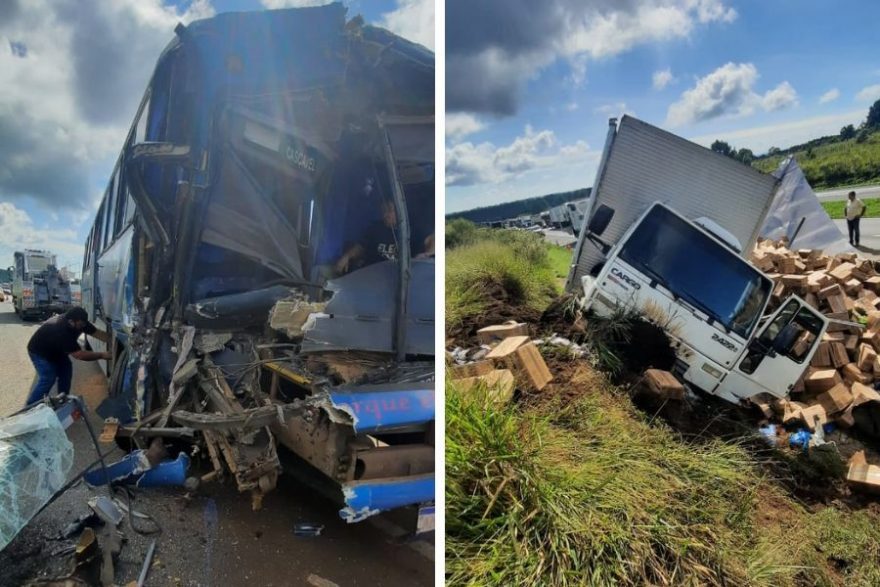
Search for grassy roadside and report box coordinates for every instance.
[822,197,880,219]
[446,222,560,330]
[445,221,880,586]
[446,370,880,586]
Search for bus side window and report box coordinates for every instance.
[94,202,106,258]
[102,171,118,250]
[114,166,128,235]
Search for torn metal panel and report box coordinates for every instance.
[327,383,434,434]
[184,285,294,328]
[339,474,434,523]
[301,260,434,356]
[270,298,327,339]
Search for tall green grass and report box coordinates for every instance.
[446,368,880,586]
[446,225,559,328]
[821,197,880,219]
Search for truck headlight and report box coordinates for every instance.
[701,363,723,379]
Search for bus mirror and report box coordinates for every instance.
[772,323,800,356]
[588,204,614,236]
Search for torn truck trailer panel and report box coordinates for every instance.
[328,384,435,434]
[340,474,434,523]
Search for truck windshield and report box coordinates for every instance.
[619,205,770,338]
[26,256,51,273]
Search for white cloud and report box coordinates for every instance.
[0,202,85,267]
[378,0,434,50]
[448,0,737,115]
[689,110,864,155]
[0,0,213,212]
[856,84,880,102]
[260,0,332,7]
[445,113,486,141]
[446,125,592,187]
[666,63,797,126]
[819,88,840,104]
[565,101,580,112]
[652,68,674,90]
[761,81,798,111]
[594,102,633,117]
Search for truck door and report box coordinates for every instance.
[718,296,828,400]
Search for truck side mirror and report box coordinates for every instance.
[772,323,800,356]
[588,204,615,236]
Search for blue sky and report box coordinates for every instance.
[446,0,880,213]
[0,0,432,276]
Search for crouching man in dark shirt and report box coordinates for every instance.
[25,306,111,406]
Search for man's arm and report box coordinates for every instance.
[71,349,111,361]
[335,243,365,274]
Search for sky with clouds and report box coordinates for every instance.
[446,0,880,213]
[0,0,433,276]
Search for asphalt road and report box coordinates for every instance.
[834,218,880,259]
[815,184,880,201]
[542,228,578,247]
[0,302,433,587]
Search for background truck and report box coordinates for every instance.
[10,249,73,320]
[566,116,829,404]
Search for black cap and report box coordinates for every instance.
[64,307,89,322]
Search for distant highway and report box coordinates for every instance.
[815,184,880,201]
[542,229,578,247]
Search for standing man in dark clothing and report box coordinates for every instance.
[846,190,866,247]
[25,306,111,406]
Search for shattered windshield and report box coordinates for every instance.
[619,205,771,338]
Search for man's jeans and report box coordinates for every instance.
[847,217,861,245]
[26,352,72,406]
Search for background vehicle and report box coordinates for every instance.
[82,4,434,525]
[10,249,73,320]
[568,116,828,403]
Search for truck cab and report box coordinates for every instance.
[582,202,828,403]
[11,249,73,320]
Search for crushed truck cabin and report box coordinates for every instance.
[78,5,435,525]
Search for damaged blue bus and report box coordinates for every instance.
[80,4,434,526]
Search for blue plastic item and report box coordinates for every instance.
[138,453,190,487]
[789,429,812,450]
[822,423,836,434]
[84,450,189,487]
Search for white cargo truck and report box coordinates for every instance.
[567,116,829,404]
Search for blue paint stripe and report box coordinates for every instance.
[329,387,434,433]
[341,475,434,518]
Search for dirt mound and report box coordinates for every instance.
[446,282,542,347]
[538,294,589,341]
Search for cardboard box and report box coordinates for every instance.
[847,452,880,493]
[454,369,516,406]
[798,403,829,432]
[643,369,686,400]
[804,368,843,394]
[829,262,856,283]
[810,341,833,368]
[491,341,553,392]
[858,343,877,371]
[826,294,848,314]
[836,404,855,427]
[476,322,530,345]
[449,360,494,379]
[817,283,844,300]
[851,382,880,407]
[842,362,873,385]
[829,342,849,368]
[750,393,775,419]
[816,383,853,415]
[486,335,530,359]
[782,401,807,424]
